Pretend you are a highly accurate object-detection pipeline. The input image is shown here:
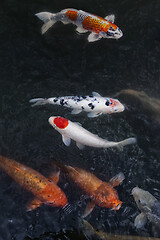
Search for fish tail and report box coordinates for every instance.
[35,12,57,34]
[29,98,49,107]
[117,137,137,151]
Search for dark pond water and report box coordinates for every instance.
[1,0,160,239]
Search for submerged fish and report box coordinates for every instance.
[132,187,160,236]
[29,92,125,118]
[53,163,125,217]
[35,8,123,42]
[48,116,136,150]
[0,155,67,210]
[115,89,160,123]
[80,219,160,240]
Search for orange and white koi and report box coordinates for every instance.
[29,92,125,118]
[48,116,136,150]
[35,9,123,42]
[53,163,125,217]
[0,155,67,211]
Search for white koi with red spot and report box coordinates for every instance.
[29,92,125,118]
[48,116,136,150]
[35,9,123,42]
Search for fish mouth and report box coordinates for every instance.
[112,201,122,211]
[48,116,55,125]
[132,187,141,196]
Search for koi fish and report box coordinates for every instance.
[53,162,125,217]
[80,219,160,240]
[132,187,160,236]
[35,8,123,42]
[48,116,136,150]
[0,155,67,210]
[29,92,125,118]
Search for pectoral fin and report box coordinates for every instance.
[104,14,115,23]
[71,109,82,115]
[87,112,102,118]
[134,212,147,229]
[48,170,60,184]
[62,135,71,146]
[76,142,85,150]
[76,27,88,33]
[27,198,42,211]
[62,21,70,24]
[88,33,102,42]
[82,201,96,218]
[109,172,125,187]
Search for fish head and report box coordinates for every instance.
[104,23,123,39]
[41,183,68,208]
[94,183,122,210]
[104,98,125,113]
[132,187,157,213]
[48,116,69,132]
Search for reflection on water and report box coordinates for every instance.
[1,0,160,239]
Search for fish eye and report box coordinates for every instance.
[105,100,110,106]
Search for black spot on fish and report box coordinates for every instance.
[82,96,87,99]
[88,103,95,110]
[53,98,58,103]
[64,101,68,105]
[105,100,110,106]
[81,106,84,110]
[60,99,65,106]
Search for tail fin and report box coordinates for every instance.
[35,12,57,34]
[29,98,49,107]
[117,137,136,151]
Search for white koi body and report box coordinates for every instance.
[48,116,136,150]
[35,9,123,42]
[29,92,125,118]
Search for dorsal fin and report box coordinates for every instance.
[104,14,115,23]
[92,92,101,97]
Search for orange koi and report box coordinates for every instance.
[35,9,123,42]
[53,163,125,217]
[0,155,67,210]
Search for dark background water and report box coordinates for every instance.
[0,0,160,239]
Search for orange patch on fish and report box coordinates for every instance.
[82,16,107,33]
[54,117,69,129]
[65,10,78,21]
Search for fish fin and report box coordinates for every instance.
[87,112,102,118]
[62,21,70,24]
[71,109,82,115]
[76,27,88,33]
[62,135,71,146]
[117,137,136,151]
[92,91,101,97]
[134,213,147,229]
[76,142,85,150]
[109,172,125,187]
[79,219,95,238]
[35,12,56,34]
[29,98,48,107]
[88,32,102,42]
[82,201,96,218]
[27,198,42,211]
[104,14,115,23]
[75,122,82,126]
[48,170,60,184]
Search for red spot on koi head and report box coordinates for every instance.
[65,10,78,21]
[106,98,125,113]
[49,116,69,129]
